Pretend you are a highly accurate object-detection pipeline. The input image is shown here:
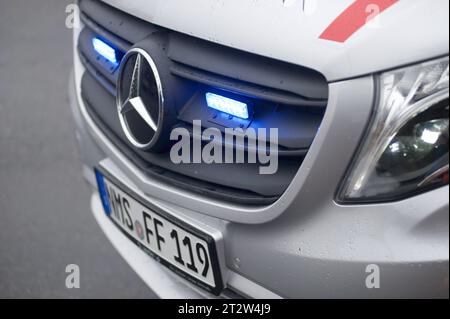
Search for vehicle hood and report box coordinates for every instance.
[101,0,449,82]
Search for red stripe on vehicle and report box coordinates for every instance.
[319,0,399,43]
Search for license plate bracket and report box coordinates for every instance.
[94,167,224,295]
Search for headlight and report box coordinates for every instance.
[338,57,449,203]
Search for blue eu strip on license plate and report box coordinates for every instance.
[95,169,111,216]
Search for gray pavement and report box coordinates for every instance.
[0,0,156,298]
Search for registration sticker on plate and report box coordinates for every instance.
[94,168,224,295]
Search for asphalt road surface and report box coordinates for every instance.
[0,0,156,298]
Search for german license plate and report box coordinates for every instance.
[94,168,224,295]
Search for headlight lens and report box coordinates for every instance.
[338,57,449,203]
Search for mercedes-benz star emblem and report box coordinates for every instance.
[117,48,164,150]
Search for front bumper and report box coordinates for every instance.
[69,64,449,298]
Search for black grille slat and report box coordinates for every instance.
[79,53,116,96]
[170,63,327,107]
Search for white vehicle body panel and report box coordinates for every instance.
[101,0,449,81]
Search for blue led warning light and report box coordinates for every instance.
[92,38,118,64]
[205,92,249,119]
